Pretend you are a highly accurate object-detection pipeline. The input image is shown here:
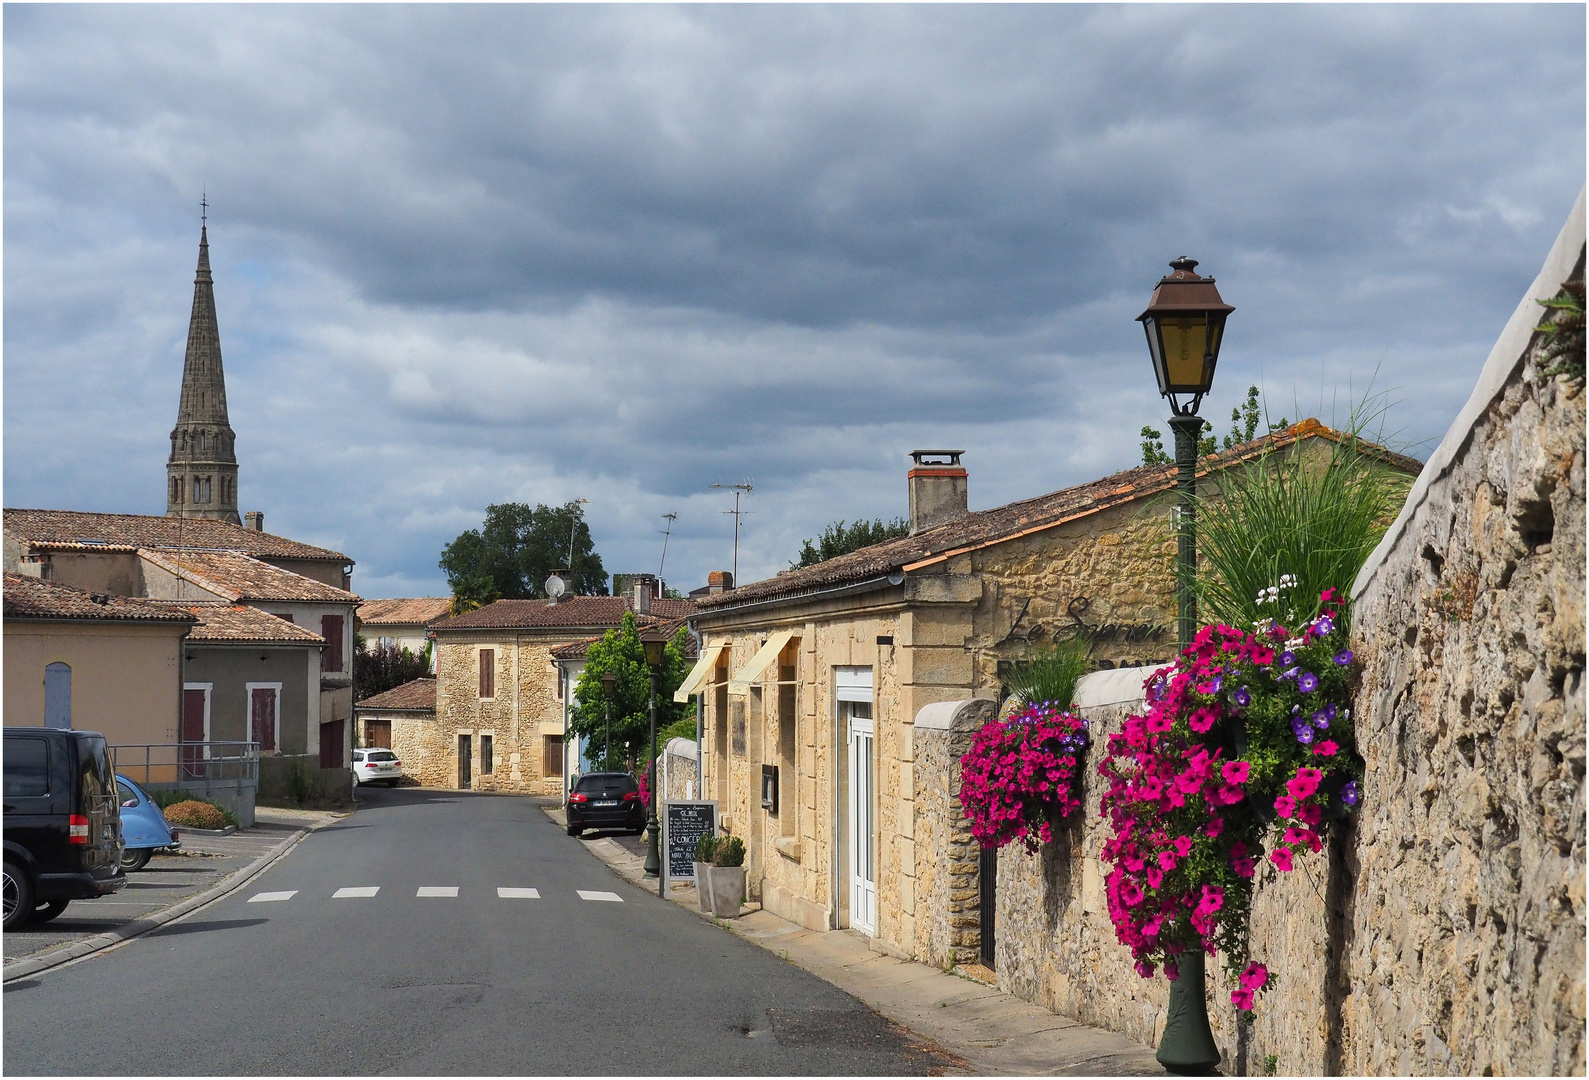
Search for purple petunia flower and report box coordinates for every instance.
[1298,671,1319,693]
[1279,650,1296,667]
[1312,709,1330,730]
[1322,702,1338,722]
[1314,615,1335,636]
[1291,717,1315,744]
[1233,686,1252,708]
[1208,674,1223,693]
[1341,780,1359,806]
[1334,650,1354,666]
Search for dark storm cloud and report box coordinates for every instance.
[4,4,1583,595]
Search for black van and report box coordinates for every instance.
[3,728,126,929]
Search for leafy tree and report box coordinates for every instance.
[439,501,608,606]
[1140,386,1289,467]
[354,636,432,701]
[567,612,692,772]
[791,518,910,569]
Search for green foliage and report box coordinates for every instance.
[1263,1054,1279,1076]
[353,637,431,700]
[713,835,746,867]
[1534,281,1585,383]
[1139,426,1172,466]
[792,518,909,569]
[1140,386,1290,466]
[657,717,698,746]
[1192,415,1409,630]
[283,759,317,805]
[567,612,692,771]
[439,501,608,607]
[1001,637,1093,710]
[150,790,239,829]
[694,833,719,862]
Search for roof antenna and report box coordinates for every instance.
[658,512,678,579]
[710,481,754,586]
[201,189,208,229]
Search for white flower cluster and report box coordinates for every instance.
[1254,574,1298,606]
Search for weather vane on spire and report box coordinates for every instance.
[201,190,208,228]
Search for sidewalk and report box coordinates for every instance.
[543,804,1164,1077]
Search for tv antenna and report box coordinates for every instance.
[711,481,754,585]
[658,512,678,580]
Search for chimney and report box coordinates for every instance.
[244,511,264,532]
[908,450,968,534]
[707,570,733,594]
[633,582,652,615]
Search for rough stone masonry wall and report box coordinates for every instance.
[1344,225,1585,1073]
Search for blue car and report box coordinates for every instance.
[114,775,180,872]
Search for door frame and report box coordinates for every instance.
[846,703,877,937]
[458,733,473,790]
[246,682,282,754]
[832,665,876,935]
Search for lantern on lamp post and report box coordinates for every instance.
[1137,256,1233,1076]
[640,628,668,887]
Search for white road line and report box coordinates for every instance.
[247,891,298,903]
[497,887,540,899]
[416,886,458,897]
[577,890,623,902]
[332,886,380,898]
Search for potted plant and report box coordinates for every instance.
[693,833,718,911]
[706,835,747,918]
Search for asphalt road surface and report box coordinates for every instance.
[4,787,954,1076]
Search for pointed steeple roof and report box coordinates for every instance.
[175,223,231,426]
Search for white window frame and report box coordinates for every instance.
[245,681,283,752]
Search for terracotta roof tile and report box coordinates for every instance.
[357,678,437,711]
[158,603,325,645]
[4,508,350,562]
[3,573,197,625]
[431,595,696,632]
[139,549,359,604]
[357,597,452,626]
[699,421,1422,611]
[548,621,697,663]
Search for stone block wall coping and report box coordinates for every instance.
[664,736,698,760]
[1354,185,1585,600]
[1073,666,1152,711]
[914,697,997,731]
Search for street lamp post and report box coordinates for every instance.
[600,670,617,772]
[1136,256,1233,1076]
[640,629,668,889]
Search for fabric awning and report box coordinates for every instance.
[673,643,726,703]
[727,629,798,696]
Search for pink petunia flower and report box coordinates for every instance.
[1204,816,1225,839]
[1270,847,1294,872]
[1240,962,1269,991]
[1221,760,1251,784]
[1231,988,1255,1010]
[1311,740,1339,757]
[1273,794,1297,818]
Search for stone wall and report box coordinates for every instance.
[1342,197,1584,1075]
[912,697,997,969]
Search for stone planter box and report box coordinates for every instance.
[706,865,746,918]
[694,861,713,910]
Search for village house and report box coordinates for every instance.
[354,676,435,756]
[416,584,696,794]
[687,424,1421,952]
[356,597,450,671]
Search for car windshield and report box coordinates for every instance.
[576,774,637,794]
[367,751,397,762]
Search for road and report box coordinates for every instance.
[4,787,954,1076]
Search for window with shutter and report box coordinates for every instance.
[321,614,344,672]
[478,649,495,699]
[542,735,563,779]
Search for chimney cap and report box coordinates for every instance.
[910,450,964,466]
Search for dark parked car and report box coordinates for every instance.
[3,728,126,929]
[566,772,644,837]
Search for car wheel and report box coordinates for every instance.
[567,823,583,837]
[120,847,152,873]
[30,899,70,924]
[2,861,33,931]
[386,779,399,788]
[352,774,362,786]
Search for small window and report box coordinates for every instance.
[117,779,140,807]
[4,737,50,797]
[352,750,365,763]
[481,736,494,775]
[542,735,563,779]
[478,649,495,699]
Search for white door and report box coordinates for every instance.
[847,701,876,936]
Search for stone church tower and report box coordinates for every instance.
[166,219,241,525]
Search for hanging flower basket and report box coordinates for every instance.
[959,702,1090,852]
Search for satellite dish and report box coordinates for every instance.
[545,573,567,599]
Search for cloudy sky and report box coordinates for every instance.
[5,5,1583,599]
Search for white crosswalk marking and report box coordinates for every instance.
[577,890,623,902]
[333,886,380,898]
[247,890,297,903]
[497,887,540,899]
[416,886,458,897]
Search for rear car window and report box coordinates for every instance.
[117,779,140,806]
[4,737,50,797]
[576,774,637,794]
[80,736,115,799]
[367,751,397,762]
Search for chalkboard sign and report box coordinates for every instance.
[663,800,717,883]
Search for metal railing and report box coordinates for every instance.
[110,741,260,786]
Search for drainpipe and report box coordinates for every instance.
[688,618,703,797]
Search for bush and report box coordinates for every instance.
[162,800,227,830]
[149,790,239,828]
[713,835,745,867]
[694,834,719,862]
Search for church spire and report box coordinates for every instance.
[166,211,240,524]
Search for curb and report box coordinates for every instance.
[3,821,325,983]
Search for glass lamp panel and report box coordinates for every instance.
[1160,316,1211,391]
[1143,319,1169,394]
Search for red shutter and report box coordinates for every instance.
[321,615,344,672]
[479,649,495,699]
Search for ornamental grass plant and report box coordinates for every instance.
[1001,636,1092,712]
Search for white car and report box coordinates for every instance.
[352,748,402,787]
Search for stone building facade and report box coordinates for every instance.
[420,595,695,795]
[691,431,1417,957]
